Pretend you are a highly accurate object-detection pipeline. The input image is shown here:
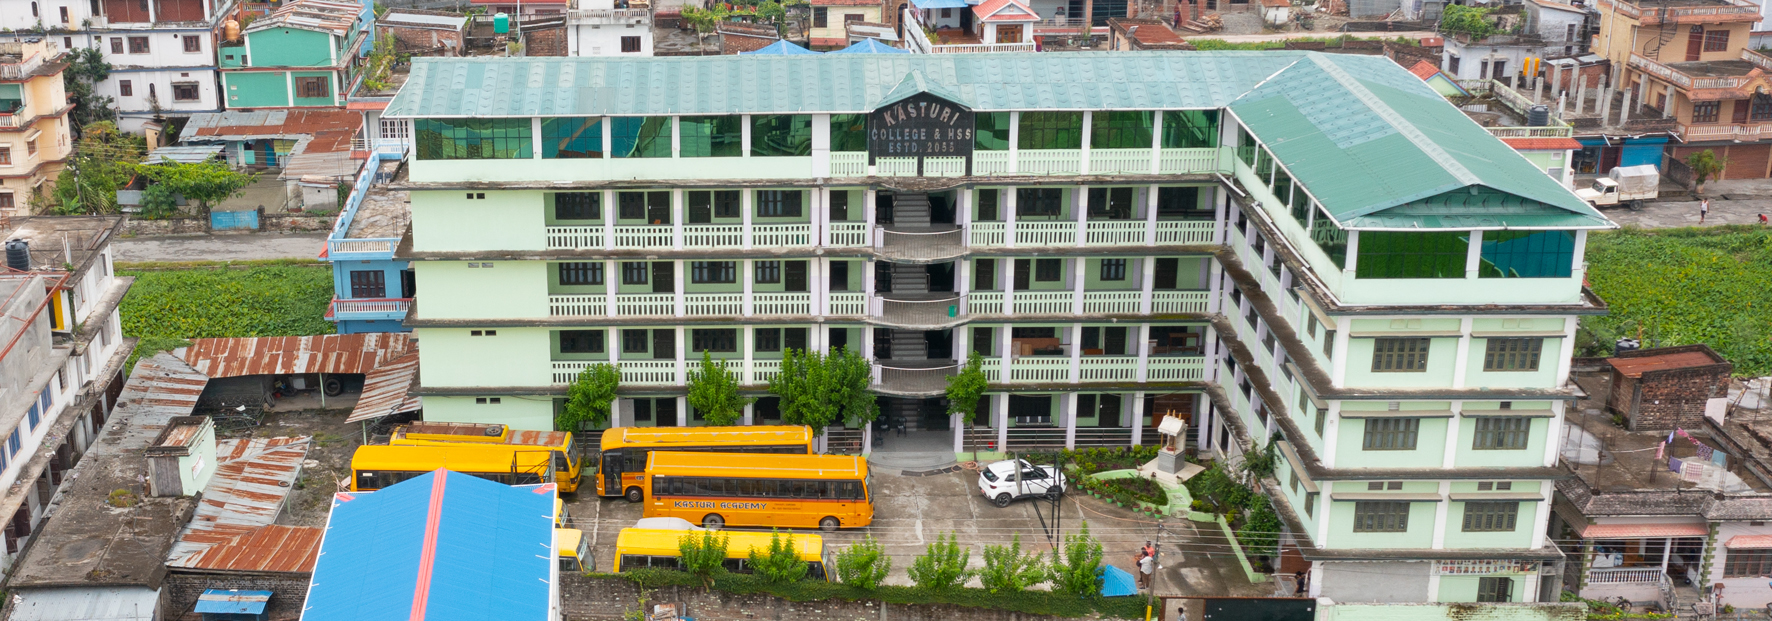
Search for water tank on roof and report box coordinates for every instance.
[494,12,510,34]
[1615,337,1641,354]
[5,239,29,272]
[223,18,240,42]
[1527,105,1551,127]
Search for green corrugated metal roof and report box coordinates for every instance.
[1228,54,1610,230]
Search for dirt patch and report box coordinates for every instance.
[214,408,365,527]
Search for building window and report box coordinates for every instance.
[1479,230,1575,278]
[172,82,200,102]
[1726,550,1772,577]
[1016,188,1063,217]
[680,115,742,157]
[755,328,782,352]
[610,117,672,158]
[110,38,123,54]
[296,76,331,99]
[1472,417,1531,450]
[1309,210,1348,268]
[1693,101,1721,123]
[1483,338,1544,371]
[349,270,386,298]
[755,261,781,283]
[1034,258,1062,282]
[1703,28,1729,51]
[1447,54,1460,74]
[1753,95,1772,122]
[1090,111,1152,149]
[1355,231,1468,279]
[1161,110,1218,149]
[1099,259,1126,281]
[1352,501,1410,532]
[1371,338,1430,372]
[0,194,12,209]
[0,147,9,165]
[1362,418,1419,450]
[621,36,642,53]
[128,36,149,53]
[755,190,803,217]
[1018,111,1083,150]
[691,328,737,352]
[621,262,649,285]
[752,115,813,157]
[561,330,605,353]
[813,6,828,26]
[415,118,532,160]
[118,80,132,97]
[555,192,600,220]
[183,35,201,52]
[622,329,649,353]
[1476,577,1513,603]
[559,262,604,286]
[691,261,737,284]
[1462,502,1519,532]
[830,114,867,152]
[542,117,603,159]
[975,112,1010,151]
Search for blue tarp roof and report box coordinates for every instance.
[195,590,271,615]
[911,0,970,8]
[301,470,556,621]
[830,38,908,54]
[1100,565,1138,597]
[742,39,820,55]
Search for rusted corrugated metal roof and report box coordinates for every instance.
[346,350,422,424]
[167,437,309,564]
[181,334,412,378]
[169,524,323,573]
[1607,351,1725,378]
[119,354,209,416]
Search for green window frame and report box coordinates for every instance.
[976,112,1010,151]
[1355,231,1469,279]
[1361,418,1419,450]
[610,117,671,158]
[1479,230,1576,278]
[1255,146,1275,180]
[1090,111,1152,149]
[1352,501,1410,532]
[679,115,742,157]
[1161,110,1218,149]
[1236,125,1257,166]
[541,117,603,159]
[1272,169,1293,209]
[1309,210,1347,268]
[830,114,867,152]
[414,118,532,160]
[1472,417,1531,450]
[752,114,812,157]
[1476,577,1513,603]
[1483,338,1543,372]
[1371,337,1430,372]
[1461,501,1519,532]
[1018,112,1083,150]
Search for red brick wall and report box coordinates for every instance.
[523,27,567,56]
[720,34,775,54]
[380,25,464,53]
[1608,345,1733,431]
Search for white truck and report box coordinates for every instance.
[1576,165,1659,210]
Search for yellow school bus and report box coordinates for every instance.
[349,445,557,492]
[642,451,872,531]
[613,528,830,580]
[390,422,581,493]
[597,426,814,502]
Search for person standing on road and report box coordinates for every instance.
[1139,552,1155,591]
[1701,198,1711,224]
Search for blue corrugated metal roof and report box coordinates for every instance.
[829,38,908,54]
[742,40,820,55]
[195,590,271,615]
[301,470,554,621]
[911,0,970,8]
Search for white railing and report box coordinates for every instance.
[1015,221,1077,246]
[753,292,811,316]
[968,291,1005,315]
[615,293,675,316]
[614,225,672,249]
[929,42,1037,53]
[829,222,869,247]
[1147,357,1206,381]
[328,239,398,255]
[1082,291,1141,314]
[828,292,866,315]
[684,293,742,316]
[980,357,1002,382]
[1079,356,1139,381]
[831,152,867,176]
[748,359,782,384]
[880,297,962,325]
[754,224,812,247]
[1152,291,1209,314]
[553,360,678,385]
[1008,357,1071,382]
[549,294,606,317]
[878,157,919,177]
[1586,568,1670,585]
[683,225,743,248]
[1013,292,1074,315]
[330,298,411,315]
[926,157,967,177]
[975,151,1012,175]
[1158,148,1220,174]
[1089,148,1155,174]
[877,364,961,393]
[1084,221,1145,246]
[545,226,603,250]
[1018,149,1083,175]
[969,222,1006,246]
[1155,220,1215,244]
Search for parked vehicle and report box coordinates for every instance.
[1576,165,1659,210]
[977,459,1067,507]
[556,528,592,572]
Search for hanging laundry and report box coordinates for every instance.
[1657,440,1667,461]
[1684,461,1707,483]
[1671,457,1684,474]
[1711,451,1729,468]
[1695,444,1715,462]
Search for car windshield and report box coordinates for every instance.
[982,469,999,482]
[1592,181,1607,192]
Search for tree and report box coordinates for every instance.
[1050,521,1104,597]
[769,346,877,436]
[1237,440,1279,480]
[687,351,748,426]
[559,363,619,432]
[946,350,988,418]
[1687,149,1729,195]
[677,530,730,587]
[1438,4,1496,39]
[907,532,972,592]
[131,160,257,219]
[747,530,809,584]
[46,121,144,215]
[1238,499,1283,557]
[979,533,1047,594]
[63,48,117,133]
[835,535,892,589]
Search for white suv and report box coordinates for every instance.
[978,459,1066,507]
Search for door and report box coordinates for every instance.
[1013,259,1031,290]
[1097,394,1122,427]
[1490,59,1507,80]
[401,269,416,298]
[961,7,973,32]
[784,261,809,292]
[651,262,673,294]
[1734,100,1751,124]
[603,452,623,496]
[646,191,671,224]
[829,262,849,291]
[652,329,675,360]
[997,24,1022,43]
[261,140,278,167]
[1153,258,1179,290]
[1599,146,1622,173]
[1687,26,1704,62]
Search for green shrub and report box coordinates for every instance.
[1049,521,1104,597]
[978,534,1047,594]
[604,570,1149,618]
[678,531,730,586]
[1080,474,1167,508]
[748,530,809,584]
[1238,499,1283,555]
[908,532,972,593]
[835,535,891,590]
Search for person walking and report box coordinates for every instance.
[1700,198,1710,224]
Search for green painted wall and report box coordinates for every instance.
[616,262,668,294]
[415,326,550,388]
[415,261,549,319]
[222,71,289,108]
[424,395,555,430]
[410,157,814,184]
[1323,483,1438,549]
[291,71,336,106]
[1233,158,1344,293]
[1082,258,1139,291]
[1453,416,1550,468]
[1341,337,1460,388]
[411,190,546,252]
[1464,338,1565,388]
[1334,416,1448,469]
[245,28,334,67]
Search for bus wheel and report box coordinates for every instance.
[702,514,725,530]
[819,517,840,532]
[624,487,643,503]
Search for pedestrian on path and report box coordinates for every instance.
[1294,569,1309,597]
[1139,553,1155,591]
[1759,213,1767,225]
[1701,198,1710,224]
[1134,548,1149,589]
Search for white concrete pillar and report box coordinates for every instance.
[672,189,684,250]
[1130,391,1145,446]
[1071,258,1086,314]
[958,258,972,316]
[996,394,1009,452]
[1074,183,1088,248]
[1135,323,1151,382]
[1140,257,1156,314]
[603,189,616,251]
[742,322,754,384]
[742,189,755,249]
[1145,184,1159,246]
[605,260,618,318]
[952,414,964,454]
[1007,111,1021,174]
[673,259,686,317]
[1064,392,1078,449]
[742,259,755,317]
[674,327,687,386]
[1004,185,1018,248]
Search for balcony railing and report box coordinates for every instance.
[1585,567,1670,585]
[614,293,676,317]
[328,297,412,319]
[546,226,603,249]
[1684,123,1772,140]
[684,293,742,316]
[1153,291,1209,314]
[552,358,783,386]
[955,147,1224,177]
[829,292,866,315]
[978,355,1205,384]
[753,293,811,316]
[684,225,742,248]
[327,238,399,258]
[754,224,812,247]
[878,296,962,326]
[549,291,866,318]
[549,294,606,317]
[1016,221,1077,246]
[879,229,966,261]
[929,42,1037,53]
[966,290,1208,316]
[964,427,1136,451]
[614,225,674,249]
[876,364,959,393]
[970,220,1215,247]
[831,152,867,176]
[829,223,868,247]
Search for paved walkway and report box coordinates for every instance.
[1605,179,1772,229]
[114,232,329,263]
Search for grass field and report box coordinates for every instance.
[1582,226,1772,376]
[119,264,336,370]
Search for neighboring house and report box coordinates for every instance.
[380,51,1612,603]
[0,39,71,214]
[717,22,780,54]
[1407,58,1468,96]
[1591,0,1772,177]
[377,9,468,55]
[178,109,363,210]
[1417,68,1581,188]
[811,0,885,49]
[1107,17,1191,50]
[565,0,652,56]
[219,0,372,110]
[324,153,413,334]
[1441,2,1590,82]
[902,0,1038,52]
[470,0,569,16]
[0,0,233,134]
